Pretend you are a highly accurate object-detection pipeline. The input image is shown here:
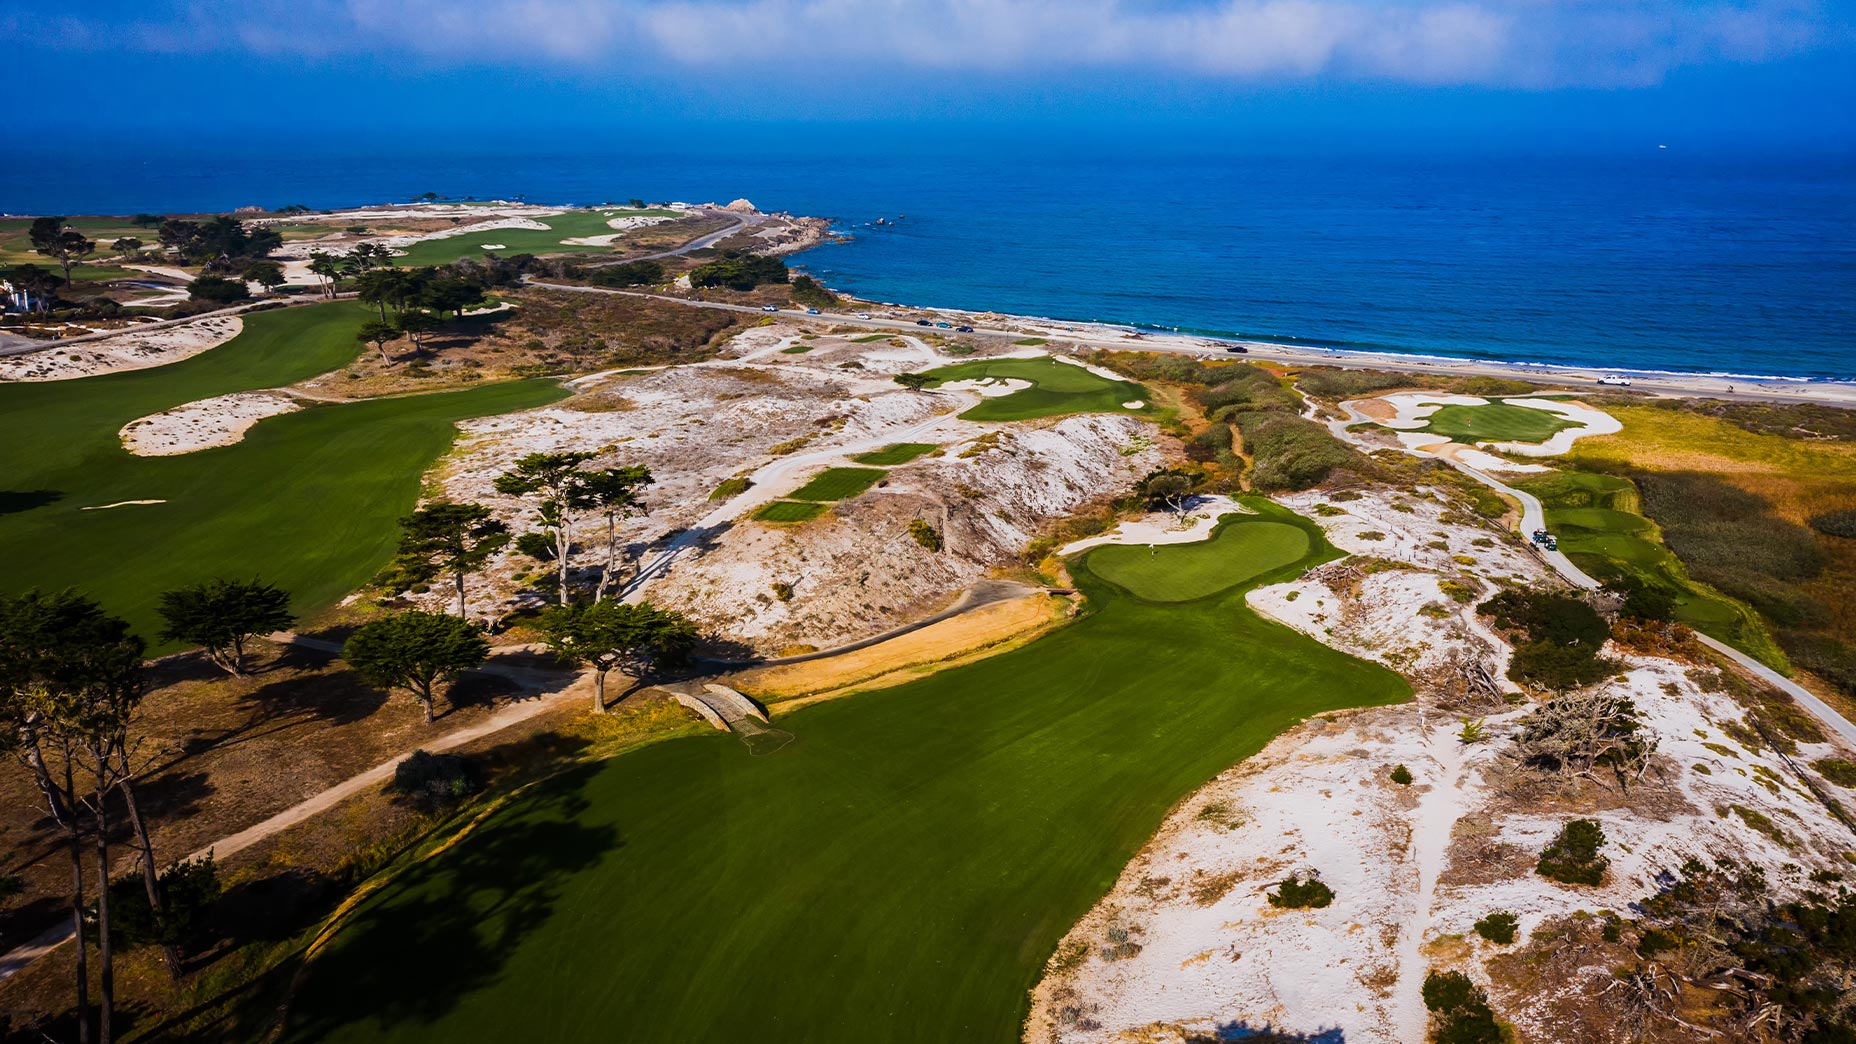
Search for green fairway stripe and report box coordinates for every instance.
[283,496,1408,1044]
[0,303,566,646]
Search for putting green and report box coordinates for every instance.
[1417,401,1579,444]
[391,209,679,267]
[0,303,566,645]
[1516,470,1783,667]
[1087,518,1310,601]
[921,356,1151,422]
[282,501,1407,1044]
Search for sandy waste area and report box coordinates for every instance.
[0,316,242,382]
[1027,485,1856,1044]
[120,391,302,455]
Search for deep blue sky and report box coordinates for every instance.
[5,0,1854,152]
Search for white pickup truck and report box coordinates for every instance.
[1595,375,1633,387]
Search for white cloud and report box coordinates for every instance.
[33,0,1840,88]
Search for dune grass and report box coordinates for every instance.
[751,500,828,523]
[851,443,938,466]
[786,467,887,502]
[0,302,566,645]
[280,499,1406,1044]
[1516,470,1784,667]
[920,356,1151,422]
[391,209,679,267]
[1417,401,1580,444]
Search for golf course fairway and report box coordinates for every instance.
[921,356,1152,421]
[283,503,1409,1044]
[0,303,567,644]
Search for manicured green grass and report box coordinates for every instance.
[752,500,828,523]
[282,499,1407,1044]
[390,209,679,267]
[849,333,892,343]
[0,303,567,646]
[920,356,1150,422]
[1013,337,1048,346]
[786,467,887,502]
[851,443,938,466]
[1417,401,1580,444]
[779,345,813,354]
[1516,470,1784,667]
[1087,518,1311,602]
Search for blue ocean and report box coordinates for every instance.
[5,133,1852,380]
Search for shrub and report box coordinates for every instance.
[688,251,787,290]
[1422,970,1502,1044]
[909,519,943,552]
[1473,912,1519,944]
[1809,510,1856,539]
[1457,718,1487,744]
[710,476,752,501]
[770,581,794,602]
[1509,690,1653,784]
[1479,589,1615,690]
[390,749,478,810]
[1391,764,1414,785]
[1267,870,1334,909]
[1817,758,1856,788]
[788,274,836,307]
[1536,819,1608,885]
[1294,368,1409,400]
[1232,411,1365,491]
[187,274,250,304]
[109,855,221,949]
[589,260,664,287]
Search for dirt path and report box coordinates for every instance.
[1391,710,1475,1042]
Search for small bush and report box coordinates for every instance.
[1809,510,1856,539]
[390,749,478,810]
[1473,912,1519,944]
[1537,819,1608,885]
[1391,764,1414,785]
[1817,758,1856,788]
[108,854,221,949]
[1422,970,1503,1044]
[909,519,943,552]
[1098,926,1142,961]
[771,581,794,602]
[709,476,752,501]
[1267,870,1334,909]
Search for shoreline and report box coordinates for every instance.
[808,287,1856,406]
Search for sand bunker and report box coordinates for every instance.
[1053,355,1130,382]
[940,378,1032,397]
[1059,496,1249,555]
[121,391,303,456]
[561,213,677,247]
[0,316,243,382]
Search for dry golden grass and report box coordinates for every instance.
[726,595,1070,704]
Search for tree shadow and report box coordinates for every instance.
[132,770,215,825]
[442,670,521,713]
[1194,1021,1347,1043]
[0,489,61,515]
[276,766,618,1040]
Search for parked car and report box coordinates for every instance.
[761,305,779,312]
[1224,345,1249,354]
[955,325,973,333]
[935,321,952,328]
[1596,375,1632,386]
[805,308,820,315]
[916,319,932,326]
[857,312,872,320]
